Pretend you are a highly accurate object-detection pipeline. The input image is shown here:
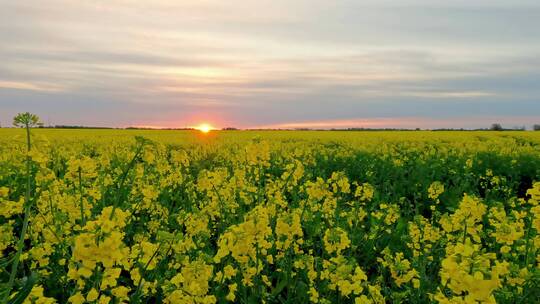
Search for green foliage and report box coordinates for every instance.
[12,112,41,128]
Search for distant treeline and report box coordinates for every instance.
[126,127,196,130]
[246,126,534,131]
[0,123,537,131]
[36,125,197,130]
[39,125,115,129]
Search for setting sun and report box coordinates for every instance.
[195,123,213,133]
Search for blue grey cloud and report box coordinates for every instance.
[0,0,539,129]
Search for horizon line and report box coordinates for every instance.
[2,125,537,131]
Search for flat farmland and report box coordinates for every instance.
[1,129,540,303]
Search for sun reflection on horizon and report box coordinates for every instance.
[195,123,213,133]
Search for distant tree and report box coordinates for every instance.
[534,124,540,131]
[13,112,42,130]
[490,123,503,131]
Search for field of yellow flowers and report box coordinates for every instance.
[1,127,540,303]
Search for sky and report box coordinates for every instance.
[1,0,539,129]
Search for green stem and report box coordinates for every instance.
[78,167,86,226]
[4,123,33,304]
[131,242,167,303]
[110,143,144,219]
[523,210,533,268]
[462,220,467,244]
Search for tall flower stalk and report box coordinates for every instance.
[3,113,41,303]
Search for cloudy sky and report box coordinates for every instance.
[1,0,539,129]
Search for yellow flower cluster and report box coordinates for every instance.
[435,240,509,303]
[440,194,486,242]
[165,259,215,304]
[428,181,445,201]
[378,249,420,288]
[68,207,131,303]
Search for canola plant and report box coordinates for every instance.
[0,126,539,303]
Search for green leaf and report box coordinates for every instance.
[0,285,9,301]
[8,273,37,304]
[0,254,15,269]
[271,278,288,297]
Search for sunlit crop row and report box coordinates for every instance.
[1,128,539,303]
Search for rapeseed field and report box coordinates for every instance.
[1,125,540,303]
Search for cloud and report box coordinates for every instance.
[0,1,539,128]
[256,116,540,130]
[0,81,65,92]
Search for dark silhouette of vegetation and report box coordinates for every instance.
[48,125,114,129]
[488,124,527,131]
[490,123,503,131]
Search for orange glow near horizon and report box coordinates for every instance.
[195,123,213,133]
